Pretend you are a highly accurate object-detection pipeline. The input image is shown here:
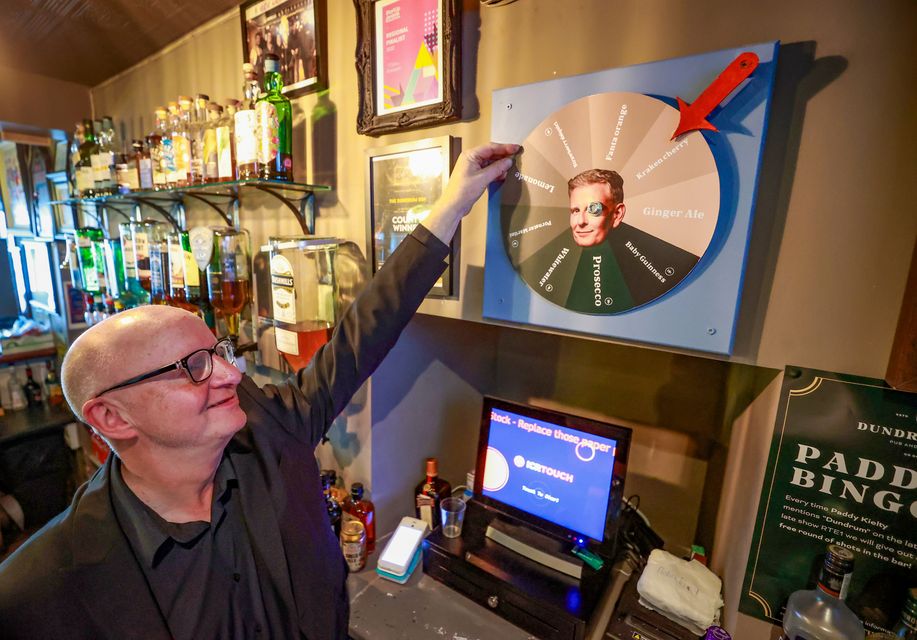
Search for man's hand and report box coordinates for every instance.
[423,142,521,244]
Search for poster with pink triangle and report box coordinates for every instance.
[374,0,443,116]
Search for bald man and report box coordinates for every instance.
[0,143,520,640]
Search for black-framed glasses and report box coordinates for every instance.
[95,338,236,397]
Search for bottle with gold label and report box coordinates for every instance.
[414,458,451,530]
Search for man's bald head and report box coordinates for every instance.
[62,305,206,423]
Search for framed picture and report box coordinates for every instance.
[240,0,327,97]
[354,0,462,136]
[0,141,32,235]
[47,171,76,234]
[365,136,456,297]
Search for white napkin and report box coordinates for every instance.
[636,549,723,636]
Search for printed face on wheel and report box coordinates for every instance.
[568,171,626,248]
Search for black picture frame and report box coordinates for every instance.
[354,0,462,136]
[365,136,456,297]
[240,0,328,98]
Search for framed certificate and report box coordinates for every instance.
[355,0,462,136]
[365,136,456,296]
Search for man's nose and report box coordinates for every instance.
[212,354,243,385]
[574,210,588,226]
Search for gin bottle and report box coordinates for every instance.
[782,545,865,640]
[256,53,292,181]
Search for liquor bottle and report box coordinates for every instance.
[148,223,170,305]
[190,94,210,184]
[135,140,153,190]
[44,361,64,407]
[415,458,451,530]
[68,122,84,195]
[202,103,221,183]
[177,97,194,186]
[782,545,866,640]
[321,470,343,537]
[257,53,293,181]
[93,117,116,196]
[148,107,170,190]
[180,230,214,331]
[76,119,97,197]
[235,63,260,179]
[217,100,238,181]
[268,237,338,370]
[893,588,917,639]
[114,147,133,195]
[75,227,104,293]
[343,482,376,553]
[167,101,185,187]
[167,231,189,308]
[118,221,150,305]
[23,367,43,407]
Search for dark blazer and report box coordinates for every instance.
[0,228,449,639]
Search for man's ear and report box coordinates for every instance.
[82,398,136,442]
[610,202,626,228]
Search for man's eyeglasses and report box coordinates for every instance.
[95,338,237,397]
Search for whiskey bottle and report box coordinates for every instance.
[256,53,292,181]
[217,100,238,181]
[415,458,451,530]
[782,545,865,640]
[202,103,221,183]
[148,107,170,190]
[189,94,209,184]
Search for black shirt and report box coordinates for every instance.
[111,452,295,639]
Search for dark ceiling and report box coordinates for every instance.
[0,0,241,86]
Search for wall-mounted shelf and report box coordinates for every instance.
[50,179,332,234]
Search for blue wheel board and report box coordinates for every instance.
[484,42,779,355]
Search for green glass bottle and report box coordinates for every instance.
[75,227,104,293]
[182,230,215,333]
[256,53,292,181]
[118,221,150,305]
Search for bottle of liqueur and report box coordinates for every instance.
[893,588,917,639]
[217,100,238,181]
[76,119,98,197]
[256,53,292,181]
[177,97,194,186]
[148,107,170,190]
[202,102,221,183]
[166,101,184,187]
[190,94,210,184]
[135,139,153,190]
[148,223,170,305]
[782,545,865,640]
[68,122,84,194]
[166,231,189,309]
[22,367,43,407]
[235,63,260,179]
[75,227,104,293]
[321,470,343,537]
[90,118,106,195]
[118,222,149,305]
[415,458,451,530]
[343,482,376,553]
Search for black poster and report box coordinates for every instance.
[740,366,917,632]
[370,146,452,296]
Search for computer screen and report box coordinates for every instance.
[475,398,629,548]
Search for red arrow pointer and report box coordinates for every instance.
[671,52,759,140]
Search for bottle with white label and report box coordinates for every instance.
[781,545,865,640]
[268,237,339,372]
[235,63,261,179]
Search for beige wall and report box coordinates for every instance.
[90,1,916,637]
[0,65,91,131]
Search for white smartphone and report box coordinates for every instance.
[376,516,429,576]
